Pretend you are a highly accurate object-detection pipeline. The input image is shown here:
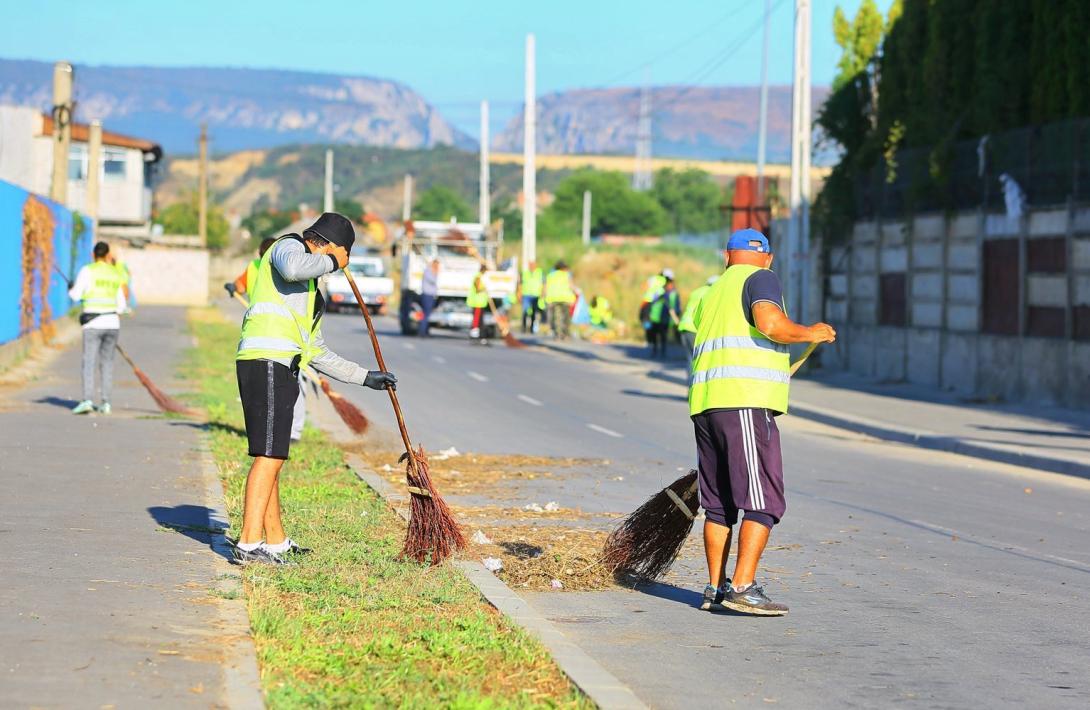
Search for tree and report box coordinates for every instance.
[414,185,473,222]
[333,197,365,221]
[155,194,229,249]
[241,209,293,241]
[545,170,668,236]
[651,168,723,234]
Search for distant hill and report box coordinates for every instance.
[0,59,474,155]
[494,85,833,164]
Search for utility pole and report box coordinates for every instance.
[582,190,592,245]
[756,0,771,202]
[324,148,334,213]
[522,33,537,266]
[402,174,413,222]
[198,122,208,246]
[479,100,491,227]
[86,120,102,240]
[788,0,812,320]
[49,61,73,205]
[633,67,653,191]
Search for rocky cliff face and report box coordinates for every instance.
[493,85,830,163]
[0,59,474,154]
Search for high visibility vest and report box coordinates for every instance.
[688,264,791,415]
[521,267,544,297]
[642,274,666,302]
[244,258,260,293]
[589,298,612,326]
[466,276,489,308]
[236,238,321,369]
[545,270,575,304]
[649,289,679,324]
[677,284,711,333]
[81,261,125,314]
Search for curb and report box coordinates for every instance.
[345,455,648,710]
[645,369,1090,479]
[196,434,266,710]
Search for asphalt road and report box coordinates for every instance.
[318,311,1090,709]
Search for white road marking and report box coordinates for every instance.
[432,355,446,364]
[587,423,624,438]
[402,342,416,350]
[467,371,489,382]
[517,394,543,407]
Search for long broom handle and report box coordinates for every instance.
[115,343,137,370]
[343,269,419,475]
[790,342,820,376]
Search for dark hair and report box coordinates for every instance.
[93,241,109,259]
[258,237,276,256]
[302,229,329,247]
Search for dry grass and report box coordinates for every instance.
[468,525,615,592]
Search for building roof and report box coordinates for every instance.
[40,114,162,161]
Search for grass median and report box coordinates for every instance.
[184,308,589,708]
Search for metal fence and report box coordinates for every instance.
[855,117,1090,218]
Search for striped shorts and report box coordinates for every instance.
[692,408,786,528]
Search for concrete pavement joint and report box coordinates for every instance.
[345,455,647,710]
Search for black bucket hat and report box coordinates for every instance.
[304,212,355,251]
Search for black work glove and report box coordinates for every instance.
[224,282,236,296]
[363,371,397,390]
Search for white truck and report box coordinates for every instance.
[397,220,517,336]
[324,253,394,314]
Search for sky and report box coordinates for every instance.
[1,0,894,138]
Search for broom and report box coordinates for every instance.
[458,241,525,348]
[344,269,465,564]
[114,345,194,416]
[601,342,823,581]
[228,287,369,434]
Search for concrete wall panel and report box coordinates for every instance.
[913,214,946,240]
[950,213,979,239]
[985,214,1020,237]
[874,327,906,381]
[1074,275,1090,305]
[881,221,907,245]
[1066,342,1090,408]
[912,302,943,328]
[826,299,848,322]
[906,328,941,387]
[1026,275,1068,307]
[940,332,976,396]
[948,274,978,303]
[828,274,848,296]
[852,245,877,272]
[1020,338,1066,406]
[847,325,876,375]
[1073,208,1090,233]
[976,336,1022,402]
[115,246,210,306]
[850,297,876,325]
[946,304,978,332]
[948,242,978,270]
[853,221,879,243]
[912,242,943,269]
[851,274,877,299]
[880,246,908,273]
[1028,209,1068,237]
[1073,238,1090,269]
[912,273,943,299]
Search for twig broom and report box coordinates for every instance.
[344,269,465,564]
[601,342,822,581]
[115,345,194,416]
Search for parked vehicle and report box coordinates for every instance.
[396,220,517,336]
[324,254,394,314]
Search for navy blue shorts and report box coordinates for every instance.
[693,408,786,529]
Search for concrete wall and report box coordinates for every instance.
[113,246,210,306]
[824,206,1090,410]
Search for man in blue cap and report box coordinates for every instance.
[689,228,835,615]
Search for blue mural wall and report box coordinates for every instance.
[0,178,92,344]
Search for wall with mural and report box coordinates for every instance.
[0,178,91,345]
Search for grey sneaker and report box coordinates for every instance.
[98,402,112,415]
[285,539,312,556]
[700,580,730,611]
[72,400,94,415]
[721,583,789,616]
[228,539,293,566]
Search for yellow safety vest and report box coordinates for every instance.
[244,258,260,293]
[466,276,489,308]
[589,297,612,326]
[81,261,125,314]
[688,264,790,415]
[545,270,575,304]
[236,238,321,369]
[521,267,544,297]
[677,284,711,334]
[642,274,666,302]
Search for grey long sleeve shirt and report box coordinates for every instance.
[265,237,370,385]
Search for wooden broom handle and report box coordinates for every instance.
[343,269,418,474]
[790,341,820,376]
[115,343,137,369]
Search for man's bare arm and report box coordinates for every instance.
[752,302,837,344]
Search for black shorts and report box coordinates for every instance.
[237,359,300,459]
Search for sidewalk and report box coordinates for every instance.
[526,335,1090,479]
[0,308,261,708]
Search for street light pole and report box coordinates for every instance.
[324,149,334,214]
[789,0,812,320]
[49,62,73,206]
[522,33,537,266]
[479,100,491,227]
[756,0,771,203]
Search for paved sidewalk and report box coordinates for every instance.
[0,308,261,708]
[527,335,1090,478]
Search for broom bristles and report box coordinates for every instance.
[319,378,369,434]
[502,331,526,348]
[132,365,193,415]
[400,446,465,564]
[601,470,699,581]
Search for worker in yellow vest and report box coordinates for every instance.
[544,261,577,340]
[677,275,718,371]
[519,259,545,333]
[640,268,671,345]
[588,295,612,329]
[231,213,396,565]
[228,237,276,297]
[68,241,127,415]
[690,229,835,616]
[466,263,490,342]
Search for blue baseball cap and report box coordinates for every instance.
[726,228,771,254]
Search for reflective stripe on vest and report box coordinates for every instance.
[545,270,575,303]
[688,264,790,415]
[236,237,320,368]
[521,267,544,297]
[82,261,124,313]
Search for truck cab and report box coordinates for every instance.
[325,253,394,314]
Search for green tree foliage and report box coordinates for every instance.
[651,168,723,234]
[545,170,668,237]
[155,194,230,249]
[241,209,293,241]
[414,185,474,222]
[333,197,365,221]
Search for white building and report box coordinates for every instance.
[0,104,162,238]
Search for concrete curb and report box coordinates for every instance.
[196,434,266,710]
[645,369,1090,479]
[345,455,648,710]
